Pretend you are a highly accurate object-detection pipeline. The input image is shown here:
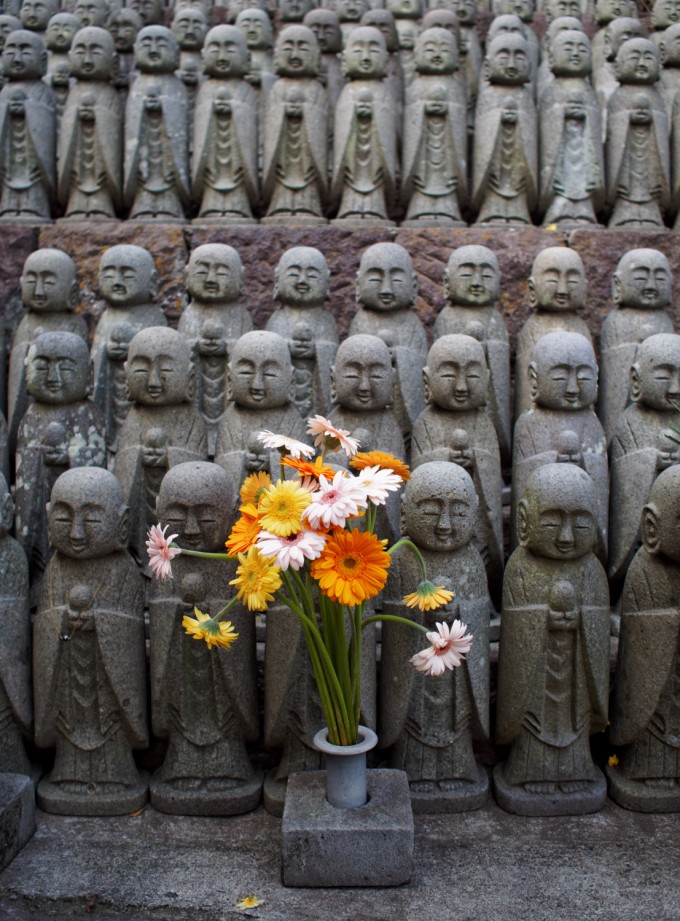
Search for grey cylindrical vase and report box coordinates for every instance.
[313,725,379,809]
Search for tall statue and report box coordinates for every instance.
[107,7,143,100]
[536,15,586,101]
[73,0,108,28]
[608,465,680,812]
[192,25,259,223]
[381,462,491,811]
[303,7,344,113]
[171,6,208,124]
[337,0,369,44]
[45,11,79,83]
[149,462,261,815]
[593,16,644,131]
[360,8,404,118]
[495,464,610,815]
[451,0,480,132]
[34,467,148,815]
[658,23,680,121]
[127,0,164,27]
[265,246,338,419]
[0,29,56,221]
[19,0,57,35]
[235,8,274,98]
[592,0,638,74]
[125,25,190,221]
[485,14,537,95]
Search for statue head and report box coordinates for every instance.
[545,15,584,51]
[157,461,235,552]
[228,330,294,409]
[484,31,530,85]
[0,473,15,537]
[549,28,591,76]
[529,331,598,411]
[69,25,116,80]
[360,9,399,53]
[2,28,46,78]
[424,334,489,411]
[20,0,57,32]
[492,0,535,21]
[544,0,583,23]
[128,0,164,27]
[595,0,637,24]
[356,242,417,312]
[415,27,458,73]
[303,8,341,54]
[235,8,272,49]
[175,0,212,17]
[125,327,195,406]
[106,7,142,54]
[659,22,680,65]
[612,248,672,310]
[202,24,249,77]
[331,333,394,412]
[401,461,477,552]
[336,0,369,24]
[45,12,79,52]
[134,24,179,73]
[444,245,500,307]
[171,7,208,50]
[225,0,266,22]
[518,463,598,560]
[273,246,330,309]
[74,0,108,29]
[421,9,461,45]
[641,465,680,561]
[614,36,660,84]
[25,331,92,405]
[274,23,320,76]
[387,0,423,19]
[454,0,477,26]
[652,0,680,28]
[604,17,644,62]
[48,467,129,559]
[342,24,388,78]
[630,333,680,410]
[280,0,317,24]
[99,244,158,308]
[529,247,587,313]
[487,12,527,42]
[21,249,78,312]
[187,244,244,304]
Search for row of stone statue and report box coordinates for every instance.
[1,452,677,820]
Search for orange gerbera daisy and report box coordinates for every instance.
[349,451,410,481]
[239,471,272,508]
[226,504,261,555]
[282,455,335,481]
[311,529,391,606]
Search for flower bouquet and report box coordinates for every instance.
[147,415,473,747]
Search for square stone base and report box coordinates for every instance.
[0,774,36,871]
[282,769,414,888]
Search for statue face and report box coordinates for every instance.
[126,333,191,406]
[107,11,141,53]
[158,464,233,551]
[486,34,530,83]
[397,19,419,49]
[128,0,164,26]
[275,248,329,307]
[172,9,208,50]
[634,345,680,410]
[337,0,369,22]
[236,10,272,49]
[455,0,476,25]
[2,29,45,78]
[333,338,393,411]
[99,248,155,307]
[188,246,243,303]
[275,26,318,75]
[596,0,635,20]
[522,479,597,560]
[280,0,316,21]
[387,0,422,17]
[26,333,90,404]
[660,25,680,64]
[652,0,680,26]
[415,29,458,73]
[445,248,500,306]
[357,244,416,312]
[614,251,672,309]
[20,0,56,31]
[229,335,292,409]
[550,30,591,75]
[202,26,248,77]
[495,0,534,18]
[48,472,127,559]
[616,38,660,83]
[74,0,107,28]
[403,466,476,552]
[135,25,177,72]
[545,0,583,19]
[343,26,388,77]
[530,250,586,312]
[425,338,489,410]
[531,337,597,410]
[69,28,115,80]
[46,13,79,51]
[361,11,398,52]
[21,251,76,312]
[304,10,341,53]
[158,492,223,549]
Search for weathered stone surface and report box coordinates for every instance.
[0,775,35,872]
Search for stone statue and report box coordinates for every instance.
[658,23,680,121]
[606,38,670,229]
[473,33,536,225]
[593,18,645,137]
[608,333,680,593]
[401,27,467,226]
[179,244,253,453]
[512,332,608,558]
[172,6,209,121]
[128,0,165,27]
[337,0,370,44]
[387,0,423,53]
[650,0,680,51]
[0,474,31,776]
[279,0,317,23]
[451,0,480,130]
[0,411,7,485]
[265,246,337,420]
[0,29,56,221]
[539,31,604,227]
[262,25,327,225]
[33,467,148,815]
[107,7,143,99]
[542,0,586,22]
[149,462,261,815]
[15,331,107,582]
[381,461,491,811]
[8,249,87,454]
[331,26,398,225]
[433,245,511,464]
[515,248,592,421]
[599,248,674,445]
[412,334,504,596]
[114,327,208,565]
[592,0,638,75]
[235,8,274,97]
[485,14,536,94]
[608,465,680,812]
[192,25,259,223]
[214,330,307,487]
[91,244,166,454]
[536,15,585,101]
[493,0,539,70]
[45,11,79,82]
[349,242,427,441]
[495,463,610,815]
[19,0,56,34]
[303,7,343,113]
[74,0,108,29]
[125,25,190,221]
[360,9,404,118]
[57,26,123,220]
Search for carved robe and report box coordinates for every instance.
[0,535,31,775]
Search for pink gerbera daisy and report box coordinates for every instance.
[306,415,360,457]
[302,471,367,530]
[256,527,327,570]
[146,523,181,580]
[410,621,473,677]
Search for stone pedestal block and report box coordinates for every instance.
[0,774,36,871]
[493,764,608,817]
[607,765,680,814]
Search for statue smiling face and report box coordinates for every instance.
[444,246,500,307]
[25,331,91,405]
[99,245,158,309]
[157,461,234,552]
[45,12,79,52]
[332,334,394,412]
[356,243,417,312]
[612,249,672,310]
[402,461,478,553]
[274,246,330,309]
[125,327,194,407]
[202,25,249,78]
[529,248,587,313]
[48,467,129,560]
[20,249,78,313]
[342,25,388,79]
[2,28,46,79]
[518,463,598,560]
[68,26,115,81]
[187,244,244,304]
[415,27,458,74]
[134,25,179,74]
[228,330,293,409]
[424,334,490,411]
[274,24,319,77]
[529,332,598,411]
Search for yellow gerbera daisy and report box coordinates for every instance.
[403,581,455,612]
[239,470,272,507]
[311,529,390,606]
[230,546,282,611]
[226,504,261,556]
[350,451,410,481]
[182,608,239,650]
[258,479,311,537]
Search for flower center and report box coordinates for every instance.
[342,555,358,572]
[322,490,339,504]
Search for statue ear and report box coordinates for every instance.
[423,365,432,404]
[528,362,539,403]
[68,280,80,310]
[630,363,641,402]
[409,275,418,306]
[226,364,233,401]
[527,276,537,308]
[517,499,530,546]
[659,40,667,65]
[482,56,491,82]
[443,270,452,301]
[118,507,130,548]
[641,503,660,553]
[612,271,622,305]
[330,365,337,405]
[186,364,197,401]
[149,268,159,301]
[613,56,621,80]
[1,492,15,533]
[124,360,132,401]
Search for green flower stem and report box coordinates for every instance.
[212,595,241,621]
[352,602,363,729]
[176,548,229,560]
[386,538,428,580]
[361,613,430,633]
[365,503,377,534]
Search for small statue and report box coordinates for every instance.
[73,0,108,29]
[515,247,592,421]
[542,0,585,23]
[265,246,338,419]
[235,8,274,97]
[279,0,317,24]
[91,244,166,453]
[19,0,57,35]
[650,0,680,52]
[0,474,31,775]
[451,0,481,132]
[606,38,670,229]
[149,462,261,815]
[387,0,423,55]
[492,0,539,73]
[303,7,344,112]
[608,464,680,812]
[45,11,79,83]
[34,467,148,815]
[127,0,165,27]
[512,331,608,557]
[125,25,190,221]
[0,29,56,221]
[592,0,638,74]
[360,8,404,118]
[599,248,674,445]
[179,243,253,453]
[172,5,208,131]
[381,461,491,811]
[107,7,143,99]
[608,333,680,593]
[331,26,398,225]
[401,27,467,226]
[214,330,307,487]
[658,23,680,121]
[495,463,610,815]
[485,14,536,94]
[192,24,259,223]
[434,245,511,464]
[337,0,370,44]
[593,17,645,137]
[473,32,536,226]
[536,15,585,101]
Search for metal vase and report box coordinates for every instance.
[312,725,379,809]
